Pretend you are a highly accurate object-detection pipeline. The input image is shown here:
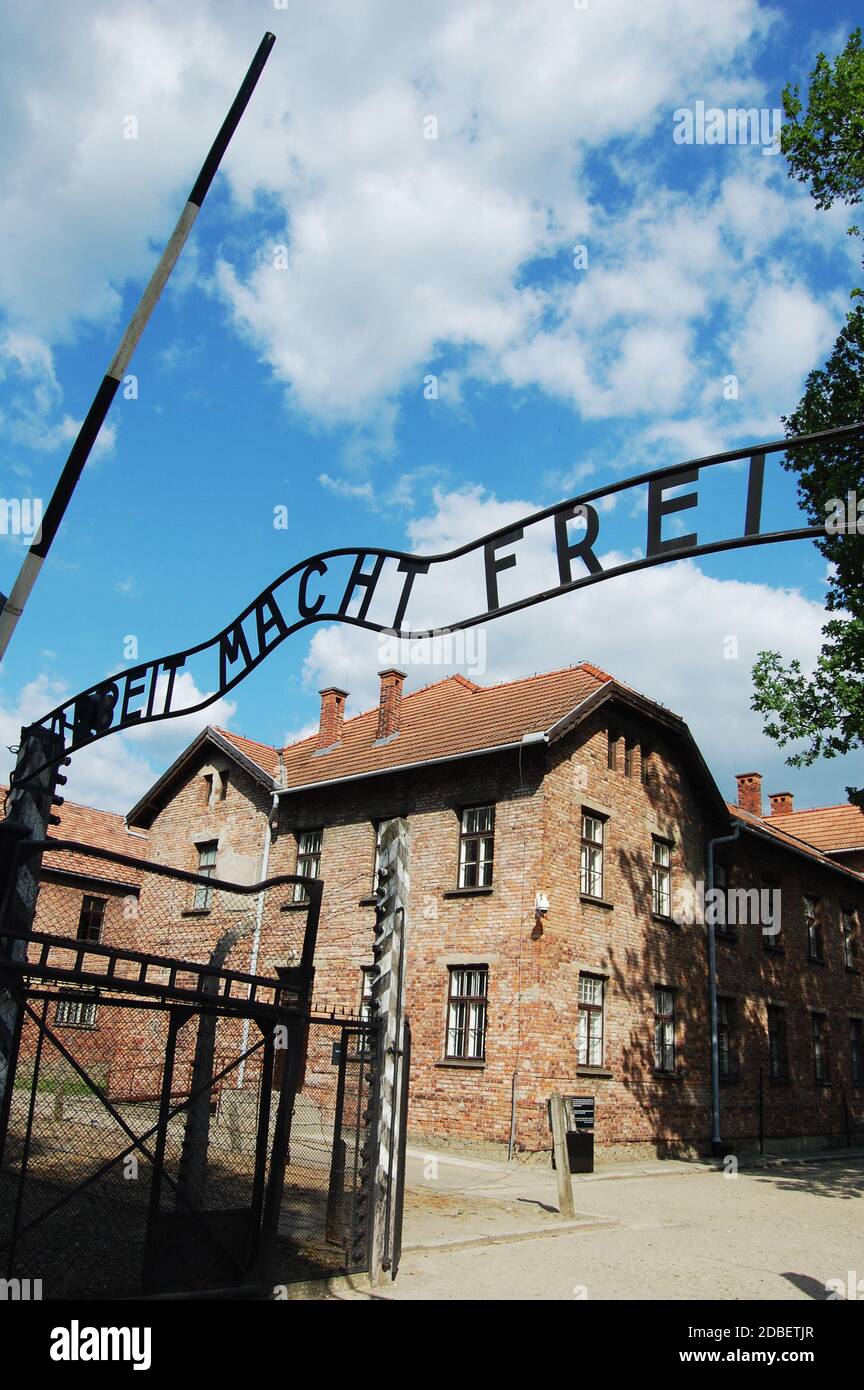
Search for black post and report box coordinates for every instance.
[0,34,276,662]
[390,1017,411,1281]
[255,1012,305,1297]
[0,726,65,1169]
[325,1027,349,1248]
[142,1006,186,1292]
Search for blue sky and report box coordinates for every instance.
[0,0,861,813]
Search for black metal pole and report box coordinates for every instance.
[0,32,276,662]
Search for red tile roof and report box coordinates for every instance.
[45,796,147,887]
[728,802,864,881]
[765,804,864,854]
[215,728,280,779]
[221,664,611,791]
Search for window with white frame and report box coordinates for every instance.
[654,987,675,1074]
[445,966,488,1060]
[652,838,672,917]
[580,812,605,899]
[458,806,494,888]
[577,975,604,1067]
[293,829,323,903]
[192,841,218,911]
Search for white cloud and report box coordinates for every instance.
[729,281,839,406]
[3,0,828,450]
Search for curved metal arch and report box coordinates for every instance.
[18,420,864,777]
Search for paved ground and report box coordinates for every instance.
[313,1145,864,1301]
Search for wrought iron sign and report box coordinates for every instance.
[24,422,863,769]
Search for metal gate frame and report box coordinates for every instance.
[0,828,409,1295]
[0,832,323,1299]
[2,983,302,1297]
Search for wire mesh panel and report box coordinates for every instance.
[0,992,288,1299]
[273,1018,379,1284]
[0,837,386,1297]
[0,838,329,1299]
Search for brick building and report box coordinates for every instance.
[26,663,864,1158]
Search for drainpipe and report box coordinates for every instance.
[237,791,278,1088]
[706,823,740,1156]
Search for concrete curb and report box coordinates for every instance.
[401,1214,620,1254]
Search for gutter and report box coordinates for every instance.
[274,730,548,797]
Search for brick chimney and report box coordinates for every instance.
[768,791,794,817]
[376,668,406,741]
[317,687,348,750]
[735,772,763,818]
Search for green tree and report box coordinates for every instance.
[751,31,864,805]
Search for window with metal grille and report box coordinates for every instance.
[851,1019,863,1087]
[654,987,675,1074]
[445,966,488,1060]
[804,895,823,961]
[55,995,97,1029]
[717,996,736,1078]
[577,975,604,1067]
[842,909,859,970]
[192,841,218,911]
[579,812,604,899]
[652,838,672,917]
[458,806,494,888]
[293,829,322,903]
[812,1012,830,1084]
[77,895,106,944]
[767,1005,788,1080]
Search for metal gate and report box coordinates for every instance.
[0,831,390,1298]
